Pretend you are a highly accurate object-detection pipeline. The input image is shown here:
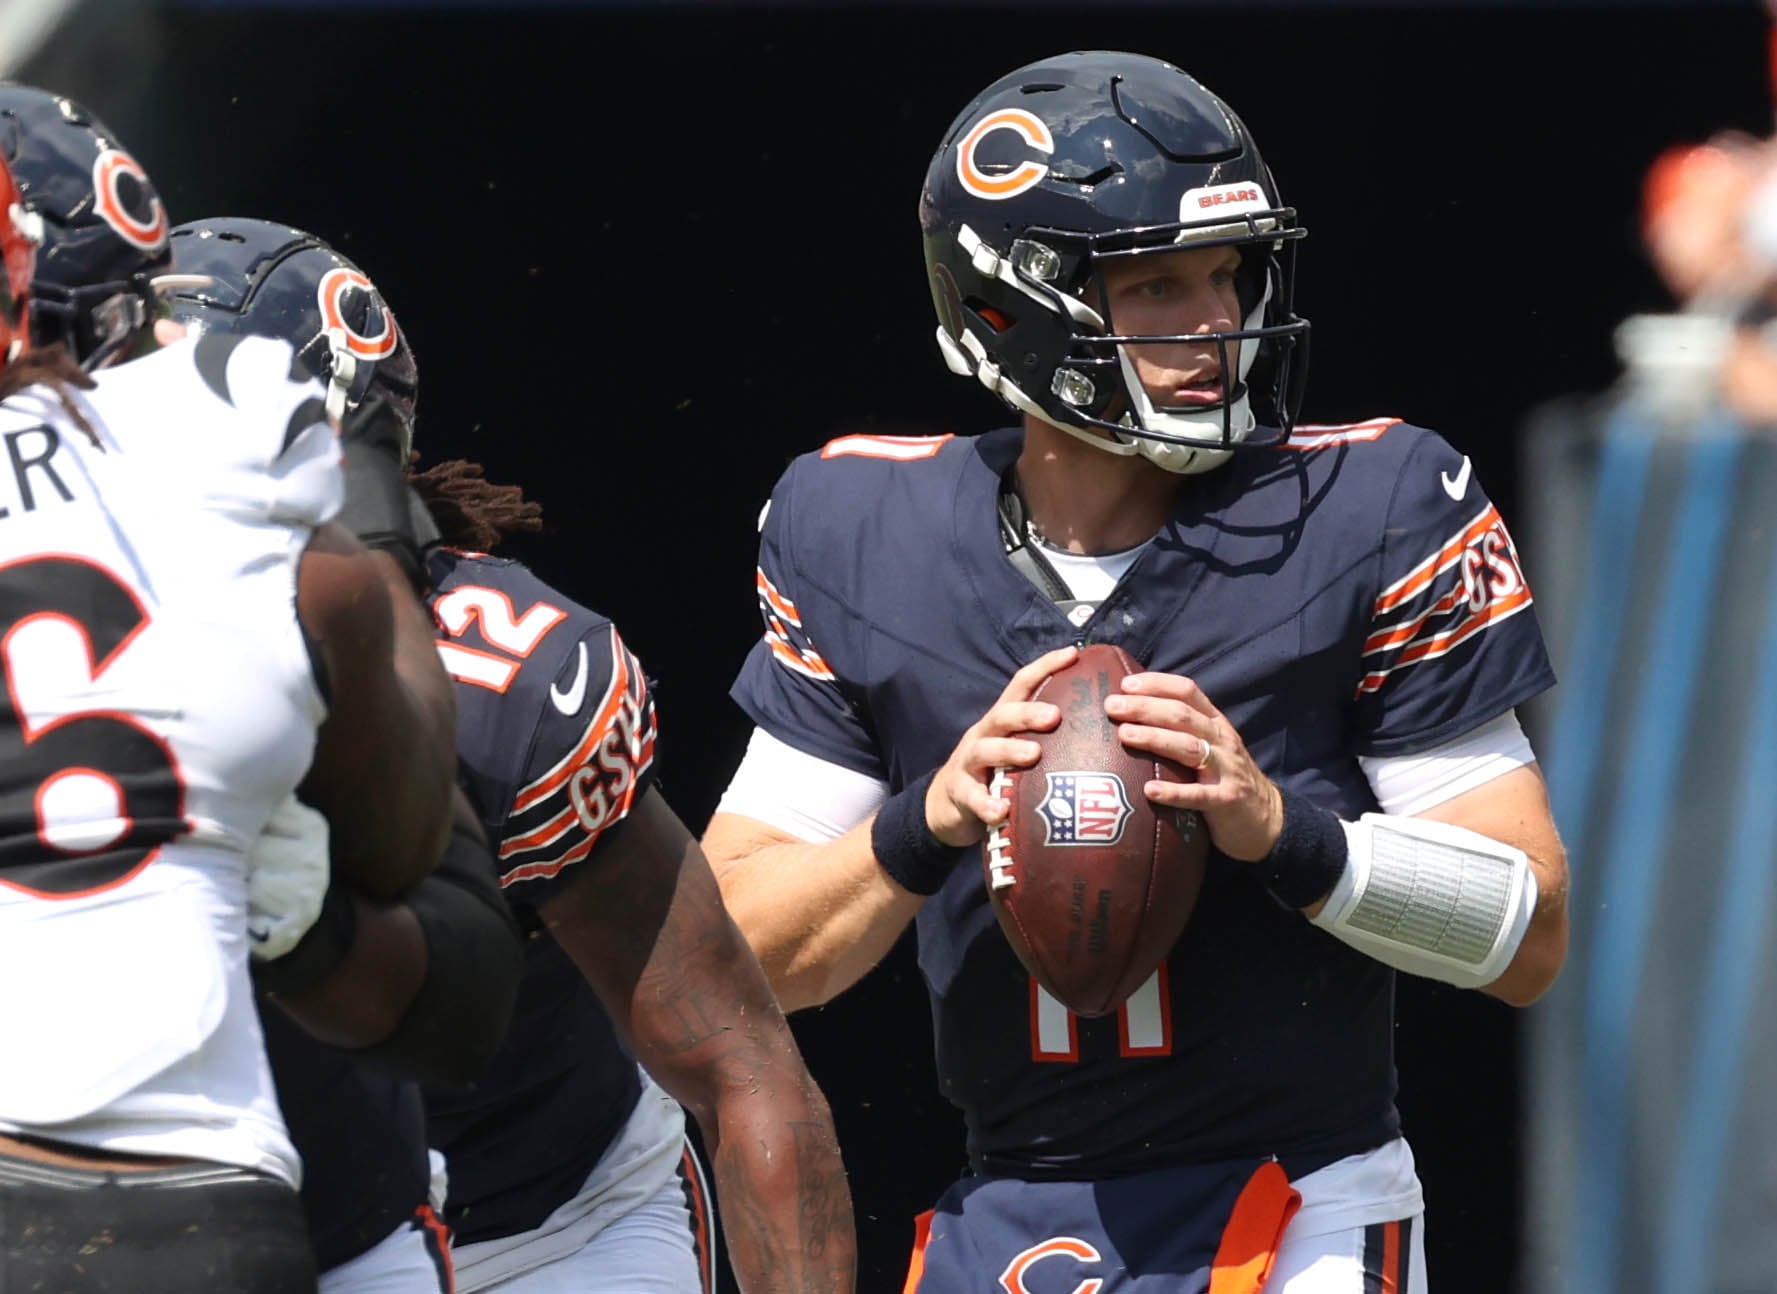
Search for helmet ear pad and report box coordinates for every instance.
[929,235,1130,427]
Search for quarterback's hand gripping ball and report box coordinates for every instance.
[985,644,1208,1017]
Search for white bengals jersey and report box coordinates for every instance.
[0,334,340,1186]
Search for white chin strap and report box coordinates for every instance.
[323,328,359,425]
[1035,413,1142,454]
[1141,437,1236,474]
[1113,373,1251,474]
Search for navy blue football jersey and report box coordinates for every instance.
[422,549,656,1243]
[731,422,1555,1179]
[260,1007,430,1272]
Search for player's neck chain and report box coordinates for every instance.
[1026,516,1149,561]
[1006,476,1155,560]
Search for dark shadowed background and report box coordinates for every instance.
[22,3,1771,1288]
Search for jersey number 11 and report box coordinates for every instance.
[1029,965,1172,1062]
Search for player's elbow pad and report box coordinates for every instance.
[356,822,524,1085]
[1308,813,1538,990]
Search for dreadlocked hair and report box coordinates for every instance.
[0,344,99,446]
[408,457,544,552]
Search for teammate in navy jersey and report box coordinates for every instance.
[410,457,856,1294]
[704,51,1570,1293]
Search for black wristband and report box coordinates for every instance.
[871,770,966,897]
[252,879,358,996]
[1256,786,1350,909]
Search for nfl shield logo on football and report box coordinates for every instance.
[1038,771,1133,846]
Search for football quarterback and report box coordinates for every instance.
[706,50,1569,1293]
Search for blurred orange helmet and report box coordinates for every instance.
[1640,136,1769,301]
[1641,140,1748,238]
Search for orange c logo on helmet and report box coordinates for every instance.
[90,150,167,253]
[956,108,1054,201]
[998,1236,1105,1294]
[317,267,398,360]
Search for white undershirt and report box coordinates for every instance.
[715,710,1534,844]
[1356,711,1535,815]
[1033,538,1148,606]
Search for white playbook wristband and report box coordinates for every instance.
[1310,812,1538,990]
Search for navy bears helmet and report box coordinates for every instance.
[165,217,418,456]
[919,51,1310,474]
[0,84,170,369]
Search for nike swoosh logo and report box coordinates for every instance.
[1441,456,1472,501]
[550,642,589,715]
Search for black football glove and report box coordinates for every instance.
[335,396,440,591]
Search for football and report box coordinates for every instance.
[984,643,1209,1018]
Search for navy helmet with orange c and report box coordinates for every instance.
[0,83,170,369]
[164,217,418,456]
[919,50,1309,474]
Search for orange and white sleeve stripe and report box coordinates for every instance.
[1354,506,1535,698]
[757,566,837,683]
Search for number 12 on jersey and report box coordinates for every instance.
[434,585,566,693]
[1030,964,1172,1062]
